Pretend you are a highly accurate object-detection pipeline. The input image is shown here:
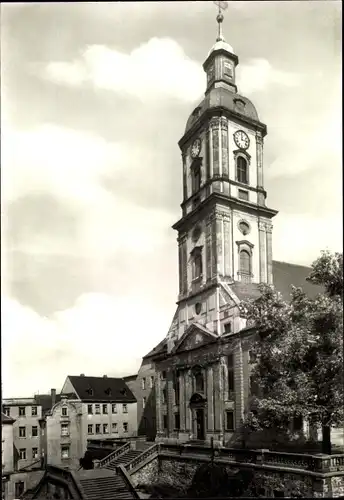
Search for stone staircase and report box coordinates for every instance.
[104,449,144,471]
[99,440,155,472]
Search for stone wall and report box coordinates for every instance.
[130,454,344,498]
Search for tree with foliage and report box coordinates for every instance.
[242,251,343,454]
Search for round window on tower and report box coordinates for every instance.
[238,220,250,236]
[195,303,202,315]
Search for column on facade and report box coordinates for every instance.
[206,366,214,432]
[220,117,229,178]
[179,371,186,432]
[234,340,245,430]
[223,213,231,278]
[215,211,224,277]
[209,123,214,178]
[167,372,174,436]
[211,118,220,177]
[218,357,227,441]
[205,218,212,282]
[184,369,192,433]
[180,235,188,295]
[256,132,264,188]
[182,153,188,201]
[155,374,163,436]
[265,223,273,284]
[258,221,267,283]
[211,212,217,278]
[213,361,222,435]
[178,237,183,296]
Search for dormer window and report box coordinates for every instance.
[120,388,127,396]
[105,388,112,396]
[236,156,248,184]
[86,388,93,396]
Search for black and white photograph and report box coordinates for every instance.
[1,1,343,498]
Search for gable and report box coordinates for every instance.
[173,323,217,354]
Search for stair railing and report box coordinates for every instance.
[98,441,131,468]
[126,443,160,472]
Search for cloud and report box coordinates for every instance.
[38,38,300,102]
[272,212,343,266]
[40,38,205,102]
[1,293,171,397]
[237,58,302,95]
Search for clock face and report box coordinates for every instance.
[234,130,250,150]
[191,138,202,158]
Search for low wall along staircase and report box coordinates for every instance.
[98,441,158,474]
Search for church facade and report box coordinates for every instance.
[149,14,279,447]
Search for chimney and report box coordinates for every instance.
[103,375,108,378]
[80,374,85,377]
[51,388,56,407]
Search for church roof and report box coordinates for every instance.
[143,260,323,358]
[66,376,136,403]
[184,87,260,135]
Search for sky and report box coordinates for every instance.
[1,1,342,398]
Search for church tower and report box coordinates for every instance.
[167,5,278,349]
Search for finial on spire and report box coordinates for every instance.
[213,0,228,42]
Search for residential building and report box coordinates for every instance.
[44,375,137,469]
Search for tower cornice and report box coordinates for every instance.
[172,192,278,232]
[179,106,267,151]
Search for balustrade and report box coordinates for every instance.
[98,441,131,467]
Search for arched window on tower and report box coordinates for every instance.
[236,156,248,184]
[239,250,251,283]
[192,165,201,194]
[191,247,203,280]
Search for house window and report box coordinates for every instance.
[224,322,232,334]
[123,422,128,433]
[163,415,168,429]
[112,422,118,433]
[15,482,25,498]
[236,156,248,184]
[32,448,38,459]
[61,423,69,437]
[19,426,26,438]
[238,189,249,201]
[142,378,146,390]
[32,426,38,437]
[192,248,203,280]
[112,404,117,414]
[95,404,100,414]
[103,424,109,434]
[87,404,93,415]
[61,407,68,417]
[122,404,128,414]
[61,446,70,459]
[31,407,38,416]
[142,397,146,409]
[95,424,101,434]
[195,371,204,392]
[228,354,235,395]
[88,425,93,435]
[150,376,154,389]
[19,449,26,460]
[192,165,201,194]
[102,404,108,414]
[3,407,10,417]
[174,413,180,430]
[19,407,26,417]
[162,388,167,404]
[225,411,235,431]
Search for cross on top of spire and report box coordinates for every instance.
[213,0,228,41]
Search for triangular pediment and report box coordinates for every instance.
[172,323,218,354]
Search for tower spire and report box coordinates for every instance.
[214,0,228,42]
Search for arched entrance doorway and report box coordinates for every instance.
[190,393,207,441]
